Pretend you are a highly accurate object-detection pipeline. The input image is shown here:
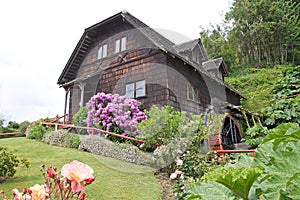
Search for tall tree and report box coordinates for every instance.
[225,0,300,65]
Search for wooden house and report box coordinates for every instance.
[57,11,244,122]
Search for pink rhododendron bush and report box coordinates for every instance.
[85,92,146,139]
[0,160,94,200]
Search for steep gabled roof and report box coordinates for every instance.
[58,11,244,98]
[203,58,228,77]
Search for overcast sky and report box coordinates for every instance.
[0,0,232,123]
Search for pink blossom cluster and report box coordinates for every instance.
[85,92,147,136]
[170,157,184,180]
[1,160,94,200]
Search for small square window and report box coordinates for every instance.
[126,80,146,98]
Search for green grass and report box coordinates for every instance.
[0,138,162,200]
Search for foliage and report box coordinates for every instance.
[27,124,48,141]
[185,123,300,200]
[170,152,231,200]
[85,92,146,141]
[0,147,29,179]
[0,117,30,134]
[265,66,300,126]
[225,66,284,112]
[200,26,237,70]
[138,105,202,152]
[25,118,54,141]
[42,130,80,149]
[72,107,88,135]
[226,0,300,65]
[242,124,268,148]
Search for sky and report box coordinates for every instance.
[0,0,232,123]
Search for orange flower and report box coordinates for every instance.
[29,184,49,200]
[61,160,94,193]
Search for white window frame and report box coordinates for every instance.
[126,80,146,98]
[187,84,199,102]
[115,37,126,53]
[98,44,107,59]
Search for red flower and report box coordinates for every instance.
[78,193,86,200]
[47,167,56,178]
[23,188,27,194]
[85,177,94,184]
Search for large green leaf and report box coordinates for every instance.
[186,182,239,200]
[262,123,300,148]
[253,125,300,199]
[203,167,263,199]
[287,172,300,199]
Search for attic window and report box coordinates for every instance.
[97,44,107,59]
[187,84,199,102]
[115,37,126,53]
[126,80,145,98]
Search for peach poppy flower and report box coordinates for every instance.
[61,160,94,193]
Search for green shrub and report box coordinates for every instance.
[0,147,30,179]
[26,118,54,140]
[72,107,88,135]
[27,124,48,140]
[264,66,300,127]
[42,130,80,148]
[138,106,202,152]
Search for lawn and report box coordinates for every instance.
[0,137,163,199]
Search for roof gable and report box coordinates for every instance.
[58,11,244,99]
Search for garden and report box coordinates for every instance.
[0,66,300,200]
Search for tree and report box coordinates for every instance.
[225,0,300,65]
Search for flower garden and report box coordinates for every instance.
[1,92,300,199]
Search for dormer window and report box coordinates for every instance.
[115,37,126,53]
[98,44,107,59]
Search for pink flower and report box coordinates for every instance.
[12,189,31,200]
[61,160,94,193]
[175,170,183,175]
[175,157,183,166]
[29,184,49,200]
[170,173,177,179]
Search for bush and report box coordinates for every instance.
[42,130,80,149]
[79,135,150,165]
[138,105,203,152]
[72,107,88,135]
[85,92,146,139]
[0,147,30,180]
[26,118,54,140]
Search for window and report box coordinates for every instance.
[97,44,107,59]
[115,37,126,53]
[126,80,146,98]
[187,84,199,102]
